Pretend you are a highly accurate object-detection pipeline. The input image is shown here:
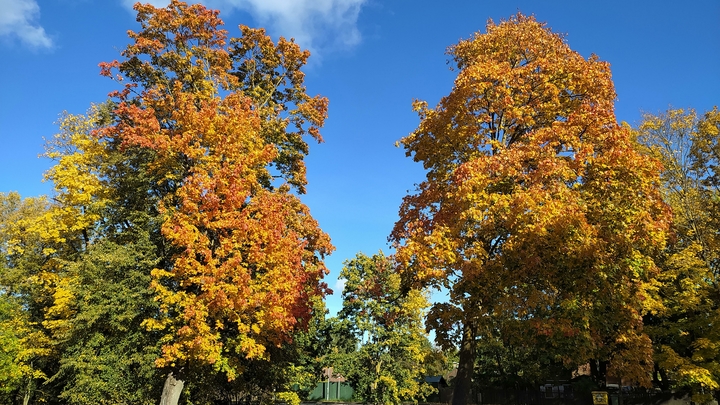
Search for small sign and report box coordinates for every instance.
[591,391,608,405]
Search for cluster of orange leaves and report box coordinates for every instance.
[393,13,670,385]
[96,1,333,379]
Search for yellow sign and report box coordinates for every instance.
[591,391,608,405]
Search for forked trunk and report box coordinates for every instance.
[452,322,476,405]
[160,371,185,405]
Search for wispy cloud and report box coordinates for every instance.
[214,0,366,52]
[119,0,367,55]
[0,0,53,48]
[334,277,347,294]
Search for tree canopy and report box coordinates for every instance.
[331,252,434,405]
[2,4,719,405]
[636,107,720,403]
[392,13,670,402]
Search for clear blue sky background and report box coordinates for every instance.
[1,0,718,316]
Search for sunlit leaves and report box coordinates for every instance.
[112,1,234,97]
[636,107,720,400]
[98,0,333,382]
[229,25,328,193]
[393,13,669,388]
[0,192,68,403]
[43,107,110,241]
[334,252,435,405]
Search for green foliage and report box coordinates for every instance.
[0,295,24,398]
[52,237,164,405]
[0,185,166,404]
[636,107,720,402]
[331,252,435,405]
[423,346,457,380]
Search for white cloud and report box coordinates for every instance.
[216,0,365,52]
[334,277,347,293]
[0,0,53,48]
[119,0,367,55]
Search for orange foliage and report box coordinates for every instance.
[99,1,332,379]
[393,14,669,386]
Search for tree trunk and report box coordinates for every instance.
[22,376,32,405]
[452,322,476,405]
[599,360,608,385]
[160,372,185,405]
[653,363,670,391]
[658,367,670,391]
[589,359,608,386]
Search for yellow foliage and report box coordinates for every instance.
[393,13,670,387]
[41,107,110,244]
[275,391,301,405]
[636,107,720,397]
[91,1,334,381]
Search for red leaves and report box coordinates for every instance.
[98,0,332,379]
[98,60,120,78]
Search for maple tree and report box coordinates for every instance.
[391,13,670,404]
[636,107,720,403]
[96,1,333,402]
[331,252,435,405]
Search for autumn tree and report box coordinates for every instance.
[636,107,720,403]
[332,252,435,405]
[0,1,332,403]
[96,2,333,403]
[0,192,69,404]
[391,14,670,404]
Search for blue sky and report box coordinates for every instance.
[0,0,718,315]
